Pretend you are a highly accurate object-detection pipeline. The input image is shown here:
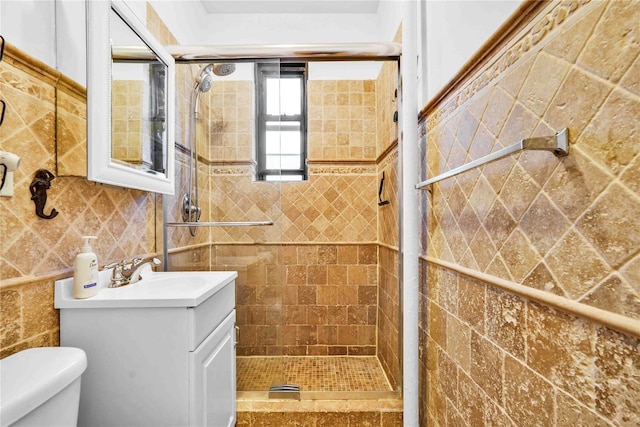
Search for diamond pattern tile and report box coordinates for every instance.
[0,57,157,280]
[421,0,640,320]
[419,0,640,426]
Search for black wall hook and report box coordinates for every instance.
[378,172,390,206]
[30,169,58,219]
[0,100,6,127]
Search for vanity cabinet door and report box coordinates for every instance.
[190,310,236,427]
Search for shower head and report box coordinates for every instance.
[195,65,214,93]
[195,63,236,93]
[212,63,236,76]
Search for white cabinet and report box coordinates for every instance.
[56,273,237,427]
[191,312,236,427]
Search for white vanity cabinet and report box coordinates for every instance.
[191,311,236,427]
[55,271,238,427]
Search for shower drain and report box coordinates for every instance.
[268,384,301,400]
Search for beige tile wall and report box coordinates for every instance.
[0,44,156,357]
[184,71,399,373]
[376,56,398,158]
[308,80,377,161]
[0,3,194,358]
[376,57,400,250]
[207,81,254,163]
[376,55,400,389]
[378,245,399,389]
[56,79,87,177]
[376,27,402,388]
[222,243,378,356]
[420,1,640,425]
[198,76,399,363]
[421,260,640,426]
[112,80,146,165]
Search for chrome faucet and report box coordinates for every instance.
[105,257,161,288]
[129,257,162,284]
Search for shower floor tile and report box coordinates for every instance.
[237,356,392,392]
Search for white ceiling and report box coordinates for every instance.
[200,0,380,14]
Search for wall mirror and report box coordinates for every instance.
[87,0,175,194]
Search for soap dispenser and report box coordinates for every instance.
[73,236,99,299]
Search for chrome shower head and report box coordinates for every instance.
[195,64,214,93]
[212,63,236,76]
[195,63,235,92]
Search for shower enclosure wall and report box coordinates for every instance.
[164,53,401,397]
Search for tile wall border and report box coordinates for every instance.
[423,256,640,339]
[4,43,85,98]
[419,0,595,125]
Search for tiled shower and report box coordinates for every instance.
[165,58,401,396]
[142,6,403,399]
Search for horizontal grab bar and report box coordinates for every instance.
[416,128,569,189]
[165,221,274,227]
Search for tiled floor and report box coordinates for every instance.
[237,356,392,392]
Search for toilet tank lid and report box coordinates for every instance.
[0,347,87,426]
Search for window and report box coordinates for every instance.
[255,63,308,181]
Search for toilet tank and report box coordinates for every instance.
[0,347,87,427]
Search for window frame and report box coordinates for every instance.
[255,62,308,181]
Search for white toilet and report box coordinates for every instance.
[0,347,87,427]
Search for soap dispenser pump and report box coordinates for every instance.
[73,236,99,299]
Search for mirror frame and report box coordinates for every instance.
[87,0,175,194]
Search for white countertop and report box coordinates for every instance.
[55,269,238,309]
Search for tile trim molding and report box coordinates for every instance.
[168,242,398,255]
[423,256,640,339]
[309,164,376,175]
[419,0,595,125]
[4,43,85,98]
[0,271,71,290]
[377,142,399,171]
[378,242,399,253]
[4,43,60,87]
[201,161,378,175]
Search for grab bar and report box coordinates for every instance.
[165,220,274,227]
[416,128,568,189]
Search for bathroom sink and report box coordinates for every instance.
[56,268,238,426]
[55,270,238,308]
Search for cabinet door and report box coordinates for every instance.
[190,310,236,427]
